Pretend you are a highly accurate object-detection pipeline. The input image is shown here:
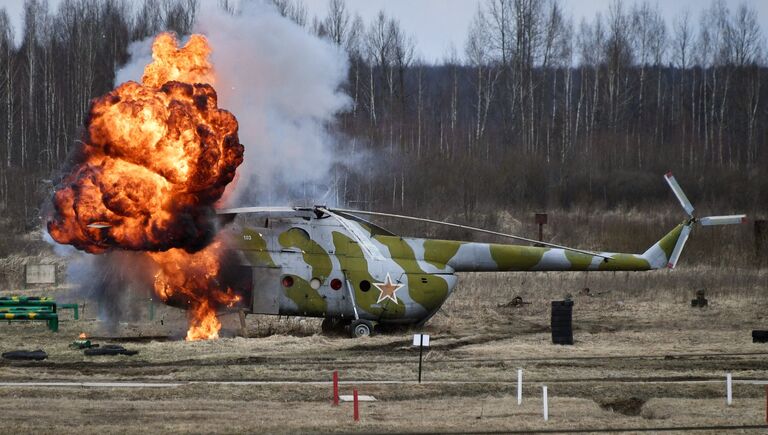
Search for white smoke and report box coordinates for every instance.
[115,1,351,206]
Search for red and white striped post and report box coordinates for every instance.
[332,371,339,406]
[353,388,359,422]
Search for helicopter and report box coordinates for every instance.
[215,173,745,338]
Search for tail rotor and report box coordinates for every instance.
[663,172,746,269]
[664,172,695,217]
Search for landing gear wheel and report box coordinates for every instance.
[350,320,373,338]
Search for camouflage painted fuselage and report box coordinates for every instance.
[222,208,685,325]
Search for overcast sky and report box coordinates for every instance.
[303,0,768,63]
[1,0,767,63]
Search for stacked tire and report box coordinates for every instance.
[551,300,574,345]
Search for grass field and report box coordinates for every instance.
[0,266,767,433]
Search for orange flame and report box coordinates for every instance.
[143,33,214,88]
[186,300,223,341]
[78,332,87,339]
[149,240,241,340]
[48,32,244,340]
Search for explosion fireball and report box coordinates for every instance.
[48,33,244,340]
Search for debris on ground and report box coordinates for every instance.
[691,289,708,307]
[579,287,611,297]
[84,344,138,356]
[497,296,531,308]
[70,340,99,349]
[2,349,48,360]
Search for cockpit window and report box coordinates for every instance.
[234,213,269,228]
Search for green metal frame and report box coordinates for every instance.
[59,303,79,320]
[0,296,67,331]
[3,312,58,332]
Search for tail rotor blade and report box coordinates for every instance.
[699,215,747,226]
[667,224,692,269]
[664,172,695,217]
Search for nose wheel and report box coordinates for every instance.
[349,319,374,338]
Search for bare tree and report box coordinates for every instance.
[271,0,307,27]
[0,9,13,172]
[466,6,497,150]
[486,0,513,65]
[729,2,762,66]
[672,9,692,68]
[388,16,414,108]
[364,11,394,126]
[324,0,349,47]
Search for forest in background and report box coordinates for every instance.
[0,0,766,257]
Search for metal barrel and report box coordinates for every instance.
[551,300,574,345]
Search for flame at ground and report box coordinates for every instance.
[150,240,241,341]
[48,33,244,340]
[186,300,223,341]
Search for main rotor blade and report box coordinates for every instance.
[699,215,747,226]
[667,224,692,269]
[327,208,612,260]
[664,172,695,217]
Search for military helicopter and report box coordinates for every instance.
[216,173,745,338]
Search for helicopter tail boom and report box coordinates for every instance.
[420,222,686,272]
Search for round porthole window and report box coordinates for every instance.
[359,280,371,292]
[330,279,343,290]
[310,278,322,290]
[281,276,294,288]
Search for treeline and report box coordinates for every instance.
[316,0,768,218]
[0,0,198,234]
[0,0,766,239]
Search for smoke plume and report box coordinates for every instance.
[53,2,352,332]
[117,2,351,206]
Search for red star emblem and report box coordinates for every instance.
[374,273,404,304]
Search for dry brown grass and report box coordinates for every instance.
[0,232,766,433]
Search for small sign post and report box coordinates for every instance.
[353,388,359,422]
[535,213,548,242]
[332,370,339,406]
[517,369,523,405]
[542,385,549,421]
[413,333,430,384]
[726,373,733,405]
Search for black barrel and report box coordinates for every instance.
[551,300,574,345]
[752,330,768,343]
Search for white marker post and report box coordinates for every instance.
[726,373,733,405]
[413,334,430,384]
[517,369,523,405]
[542,385,549,421]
